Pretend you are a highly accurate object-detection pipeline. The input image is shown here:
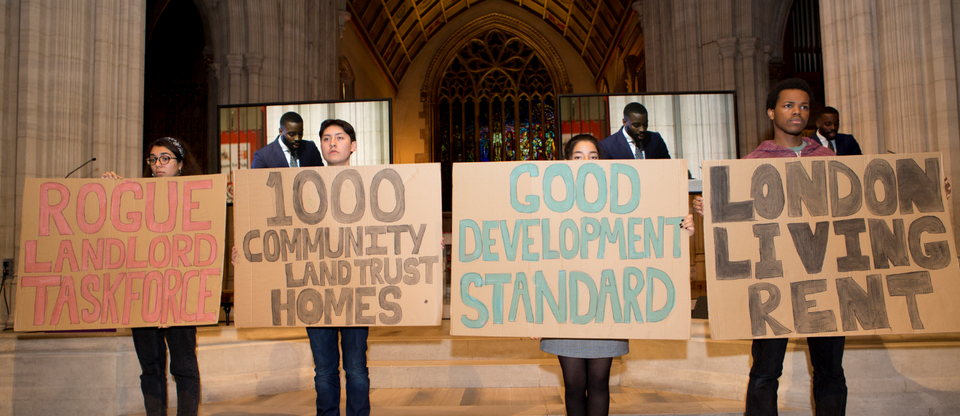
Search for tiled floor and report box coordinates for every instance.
[130,386,796,415]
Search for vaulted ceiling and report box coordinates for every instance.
[347,0,636,89]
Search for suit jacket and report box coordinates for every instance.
[833,133,862,156]
[598,127,671,160]
[251,137,324,169]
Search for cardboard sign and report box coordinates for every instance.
[233,164,443,327]
[16,175,227,331]
[703,153,960,340]
[452,160,692,339]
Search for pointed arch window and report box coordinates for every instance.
[436,30,558,209]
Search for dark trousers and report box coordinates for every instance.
[307,327,371,416]
[745,337,847,416]
[132,327,200,416]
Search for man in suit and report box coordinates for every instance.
[814,106,862,156]
[252,111,324,168]
[598,102,671,160]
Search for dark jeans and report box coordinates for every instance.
[745,337,847,416]
[132,326,200,416]
[307,327,371,416]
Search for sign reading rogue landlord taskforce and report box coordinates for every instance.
[452,160,692,339]
[15,175,227,331]
[232,164,443,327]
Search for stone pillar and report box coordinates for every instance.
[215,0,340,104]
[314,0,341,100]
[0,0,20,329]
[226,53,245,103]
[718,37,738,90]
[739,37,762,154]
[1,0,145,327]
[641,0,786,156]
[245,53,263,103]
[821,0,960,238]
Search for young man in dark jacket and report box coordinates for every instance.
[696,78,844,416]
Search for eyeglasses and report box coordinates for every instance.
[146,155,176,166]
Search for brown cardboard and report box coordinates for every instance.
[15,175,227,331]
[451,160,692,339]
[232,164,443,327]
[702,153,960,340]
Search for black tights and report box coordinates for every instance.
[558,356,613,416]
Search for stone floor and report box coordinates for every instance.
[126,386,806,415]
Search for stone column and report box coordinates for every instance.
[641,0,785,156]
[738,37,763,154]
[313,0,341,100]
[718,37,738,90]
[821,0,960,237]
[216,0,339,103]
[3,0,145,327]
[245,53,263,103]
[0,0,20,329]
[243,0,262,102]
[225,53,245,103]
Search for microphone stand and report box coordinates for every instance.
[65,157,97,178]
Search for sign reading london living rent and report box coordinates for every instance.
[452,160,692,339]
[16,175,227,331]
[703,153,960,340]
[232,164,443,327]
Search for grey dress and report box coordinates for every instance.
[540,338,629,359]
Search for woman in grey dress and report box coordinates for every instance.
[541,134,694,416]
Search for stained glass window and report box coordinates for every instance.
[435,29,558,209]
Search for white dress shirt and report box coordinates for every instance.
[816,131,835,152]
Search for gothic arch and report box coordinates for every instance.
[767,0,801,59]
[423,13,571,101]
[421,14,570,161]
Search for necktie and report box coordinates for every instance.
[632,139,644,159]
[827,140,835,152]
[289,152,298,168]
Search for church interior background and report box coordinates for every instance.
[2,0,960,414]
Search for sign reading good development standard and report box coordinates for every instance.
[452,160,692,339]
[233,164,443,327]
[16,175,227,331]
[703,153,960,340]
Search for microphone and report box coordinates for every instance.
[65,157,97,178]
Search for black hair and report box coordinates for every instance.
[766,78,814,110]
[279,111,304,127]
[622,102,648,119]
[818,106,839,120]
[319,119,357,143]
[564,134,602,160]
[144,137,201,177]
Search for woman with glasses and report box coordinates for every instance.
[539,134,695,416]
[102,137,202,416]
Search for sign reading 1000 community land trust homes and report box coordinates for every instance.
[233,164,444,328]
